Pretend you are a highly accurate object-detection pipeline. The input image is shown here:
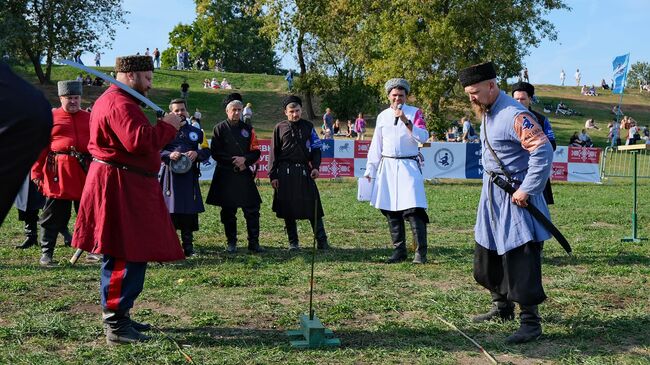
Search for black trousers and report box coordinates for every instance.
[473,241,546,306]
[220,205,260,245]
[39,198,78,253]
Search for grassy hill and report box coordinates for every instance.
[12,64,650,144]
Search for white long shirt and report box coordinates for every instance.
[364,104,429,211]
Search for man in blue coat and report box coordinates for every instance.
[159,99,211,257]
[460,62,554,344]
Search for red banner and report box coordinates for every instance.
[551,162,568,181]
[319,158,354,178]
[568,147,600,164]
[256,140,271,178]
[354,140,372,158]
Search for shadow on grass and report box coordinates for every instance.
[159,314,650,359]
[544,250,650,267]
[161,245,475,269]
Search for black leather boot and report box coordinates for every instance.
[181,230,195,257]
[39,228,58,266]
[285,219,300,251]
[126,309,152,332]
[472,292,515,322]
[313,217,330,250]
[223,217,238,253]
[60,227,73,247]
[385,214,407,263]
[103,309,151,345]
[16,219,38,249]
[506,305,542,344]
[246,216,265,253]
[407,215,427,264]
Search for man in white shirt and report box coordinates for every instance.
[364,78,430,264]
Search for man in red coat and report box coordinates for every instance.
[31,80,90,266]
[72,55,184,345]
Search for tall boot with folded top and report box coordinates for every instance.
[16,219,38,249]
[506,305,542,344]
[385,214,407,263]
[103,309,151,345]
[407,215,428,264]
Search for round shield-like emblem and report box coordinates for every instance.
[241,129,249,138]
[188,131,199,142]
[170,154,192,174]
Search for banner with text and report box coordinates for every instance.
[199,140,601,183]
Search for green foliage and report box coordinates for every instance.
[0,0,127,83]
[165,0,279,74]
[627,61,650,88]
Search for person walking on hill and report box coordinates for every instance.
[560,69,566,86]
[574,69,581,86]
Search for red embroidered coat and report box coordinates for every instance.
[73,85,184,262]
[31,108,90,200]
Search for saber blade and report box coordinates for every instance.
[56,59,165,117]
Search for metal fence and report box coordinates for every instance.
[600,146,650,179]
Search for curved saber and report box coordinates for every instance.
[56,59,165,117]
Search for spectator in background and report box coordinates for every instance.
[642,125,649,141]
[92,76,104,87]
[560,69,566,86]
[221,78,232,89]
[461,117,478,143]
[94,52,101,67]
[322,108,334,140]
[180,79,189,99]
[522,67,529,82]
[580,85,587,95]
[578,129,593,147]
[575,69,581,86]
[601,79,610,90]
[345,120,357,138]
[569,132,583,147]
[243,103,253,125]
[153,48,161,69]
[211,78,219,89]
[609,118,621,147]
[203,79,210,88]
[83,74,92,86]
[585,118,600,130]
[627,121,640,145]
[76,73,83,82]
[176,49,183,70]
[194,108,202,126]
[354,113,366,140]
[285,70,293,91]
[333,119,341,136]
[144,48,150,57]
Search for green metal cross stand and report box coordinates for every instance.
[287,313,341,349]
[287,194,340,349]
[618,144,648,242]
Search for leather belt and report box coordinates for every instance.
[92,158,158,178]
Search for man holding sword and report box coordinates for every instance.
[72,55,185,345]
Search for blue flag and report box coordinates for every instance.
[612,53,630,94]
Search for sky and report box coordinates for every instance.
[82,0,650,86]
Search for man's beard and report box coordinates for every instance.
[471,101,489,120]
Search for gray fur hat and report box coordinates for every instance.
[384,78,410,95]
[57,80,82,96]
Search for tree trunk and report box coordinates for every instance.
[26,49,48,84]
[297,31,316,120]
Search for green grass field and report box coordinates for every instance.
[2,65,649,364]
[0,179,648,364]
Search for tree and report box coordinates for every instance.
[627,61,650,88]
[0,0,127,84]
[258,0,379,120]
[166,0,278,74]
[259,0,568,133]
